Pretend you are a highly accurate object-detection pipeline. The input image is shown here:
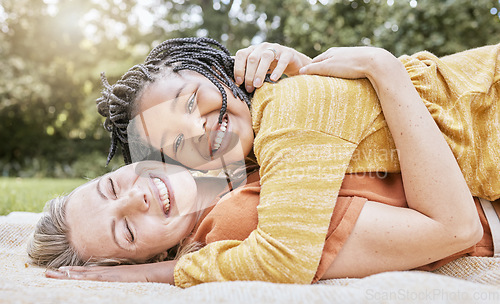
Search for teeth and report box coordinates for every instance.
[153,178,170,214]
[212,119,228,152]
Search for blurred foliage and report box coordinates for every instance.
[0,0,499,178]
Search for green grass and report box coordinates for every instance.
[0,177,87,215]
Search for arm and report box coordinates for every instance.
[175,73,385,287]
[174,48,482,287]
[45,260,177,284]
[300,47,483,278]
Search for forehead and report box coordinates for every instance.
[65,179,110,259]
[138,71,205,113]
[65,179,99,229]
[66,179,98,213]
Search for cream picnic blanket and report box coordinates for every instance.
[1,212,499,304]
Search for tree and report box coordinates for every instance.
[1,0,499,177]
[0,0,135,177]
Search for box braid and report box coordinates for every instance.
[96,37,254,165]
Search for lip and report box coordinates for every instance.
[208,114,231,159]
[149,174,176,218]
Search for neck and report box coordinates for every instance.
[192,176,231,219]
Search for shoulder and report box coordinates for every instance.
[252,75,329,110]
[250,74,376,137]
[250,75,331,134]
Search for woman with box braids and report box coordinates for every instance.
[96,37,253,165]
[30,36,500,287]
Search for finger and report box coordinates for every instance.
[270,51,292,81]
[45,269,66,279]
[299,62,334,76]
[243,51,262,93]
[311,53,330,63]
[58,266,88,272]
[45,269,82,280]
[252,49,277,88]
[233,46,254,86]
[47,268,111,282]
[311,47,337,63]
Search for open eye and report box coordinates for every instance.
[173,134,184,155]
[124,218,135,243]
[186,92,197,113]
[108,177,117,198]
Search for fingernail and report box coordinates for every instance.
[45,269,60,276]
[236,77,243,85]
[246,85,253,92]
[270,73,278,81]
[299,67,305,74]
[253,78,262,87]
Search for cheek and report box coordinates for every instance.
[226,93,252,129]
[196,86,224,113]
[128,115,168,159]
[156,222,189,251]
[232,103,253,153]
[176,214,198,237]
[139,220,171,253]
[240,128,254,156]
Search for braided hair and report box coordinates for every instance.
[96,37,253,165]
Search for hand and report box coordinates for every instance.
[45,260,176,284]
[234,42,312,93]
[299,46,393,79]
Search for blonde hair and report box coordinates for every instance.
[27,195,84,268]
[27,194,200,269]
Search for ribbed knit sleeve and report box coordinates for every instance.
[340,44,500,201]
[174,75,383,288]
[397,45,500,201]
[174,44,500,288]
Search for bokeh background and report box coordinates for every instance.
[1,0,500,213]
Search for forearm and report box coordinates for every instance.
[148,260,176,284]
[322,51,484,279]
[46,260,177,284]
[365,50,481,237]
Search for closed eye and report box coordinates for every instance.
[124,218,135,243]
[108,177,117,198]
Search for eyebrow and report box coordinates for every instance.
[170,83,187,111]
[159,85,184,154]
[111,219,126,251]
[96,176,107,200]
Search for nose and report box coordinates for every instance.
[185,113,207,143]
[116,186,149,215]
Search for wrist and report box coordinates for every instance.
[148,260,177,284]
[363,48,398,79]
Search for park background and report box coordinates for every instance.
[1,0,500,214]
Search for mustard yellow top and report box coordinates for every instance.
[174,44,500,288]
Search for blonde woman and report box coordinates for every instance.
[31,39,500,287]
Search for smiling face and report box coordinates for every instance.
[65,161,201,262]
[128,70,254,171]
